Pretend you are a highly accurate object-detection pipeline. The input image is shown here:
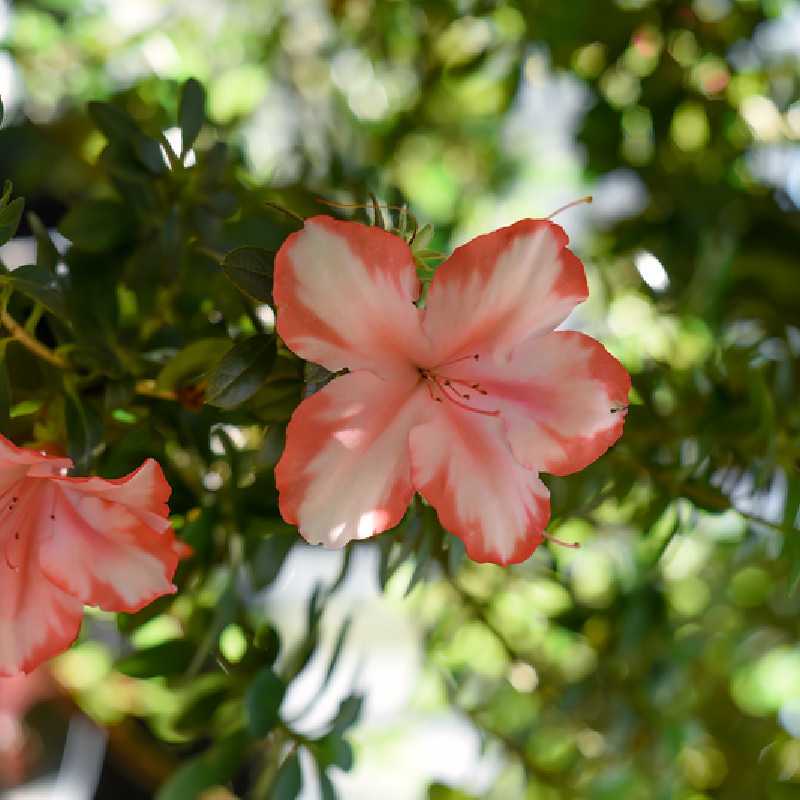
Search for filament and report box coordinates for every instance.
[548,196,593,220]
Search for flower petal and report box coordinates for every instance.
[276,369,427,548]
[37,461,178,613]
[409,408,550,565]
[0,574,82,677]
[422,219,587,363]
[0,433,71,488]
[274,215,427,375]
[0,484,82,676]
[440,331,631,476]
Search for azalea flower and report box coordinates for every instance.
[0,435,179,675]
[0,667,51,786]
[274,215,630,565]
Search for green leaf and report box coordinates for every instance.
[221,247,275,305]
[0,96,4,126]
[270,751,302,800]
[179,78,206,154]
[447,536,466,576]
[1,264,67,319]
[59,199,131,253]
[64,392,103,472]
[115,640,196,679]
[0,343,11,428]
[329,695,364,735]
[134,135,168,174]
[257,424,286,470]
[173,675,230,734]
[0,197,24,246]
[246,667,286,737]
[253,623,281,665]
[156,338,231,391]
[313,733,354,772]
[406,505,438,596]
[89,101,165,175]
[318,769,338,800]
[156,729,249,800]
[89,101,142,145]
[252,530,295,590]
[206,334,277,409]
[27,212,59,271]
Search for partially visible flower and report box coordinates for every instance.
[0,667,52,786]
[0,435,179,676]
[274,216,630,565]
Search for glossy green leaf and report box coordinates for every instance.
[1,264,67,319]
[27,212,59,271]
[59,199,131,252]
[329,695,364,735]
[206,334,277,409]
[313,733,354,772]
[156,338,231,391]
[0,343,10,428]
[156,729,249,800]
[0,197,24,246]
[221,247,275,305]
[270,751,302,800]
[179,78,206,154]
[64,391,103,472]
[115,640,196,679]
[245,666,286,737]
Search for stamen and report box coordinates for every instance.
[548,195,592,220]
[445,377,488,396]
[542,531,581,549]
[610,404,629,414]
[438,353,480,368]
[423,375,443,403]
[434,377,500,417]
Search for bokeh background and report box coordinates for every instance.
[1,0,800,798]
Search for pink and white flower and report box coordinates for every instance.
[274,216,630,565]
[0,436,179,675]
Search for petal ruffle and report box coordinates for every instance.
[422,219,587,364]
[274,216,427,375]
[438,331,631,476]
[0,434,71,494]
[37,460,178,613]
[0,484,82,676]
[276,369,428,548]
[409,408,550,565]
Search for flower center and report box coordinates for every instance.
[418,354,499,417]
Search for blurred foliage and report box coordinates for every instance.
[1,0,800,798]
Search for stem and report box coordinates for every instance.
[158,133,182,172]
[134,379,177,401]
[0,307,68,368]
[250,732,295,799]
[194,244,225,264]
[264,200,305,226]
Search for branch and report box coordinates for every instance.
[0,307,68,368]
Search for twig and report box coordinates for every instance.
[0,307,68,368]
